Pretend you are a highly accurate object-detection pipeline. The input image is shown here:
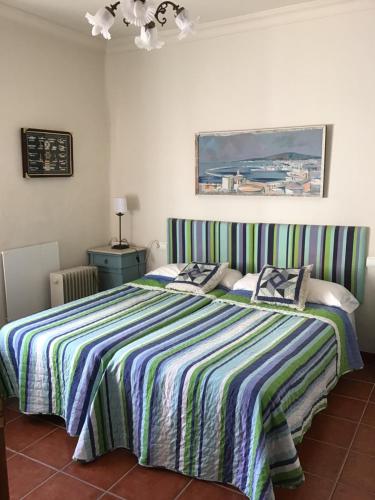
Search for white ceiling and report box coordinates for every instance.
[0,0,308,36]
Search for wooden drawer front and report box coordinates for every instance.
[89,250,146,271]
[119,251,146,269]
[90,253,122,270]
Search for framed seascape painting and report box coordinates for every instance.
[195,125,326,197]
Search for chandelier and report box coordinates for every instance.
[85,0,197,51]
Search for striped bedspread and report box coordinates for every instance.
[73,291,362,500]
[0,281,212,436]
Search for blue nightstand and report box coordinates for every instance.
[88,246,147,291]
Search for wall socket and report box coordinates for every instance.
[158,241,167,250]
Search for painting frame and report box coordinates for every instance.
[195,125,327,197]
[21,127,74,178]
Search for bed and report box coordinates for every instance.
[0,218,369,500]
[0,279,221,436]
[73,290,362,499]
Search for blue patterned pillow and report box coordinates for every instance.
[252,265,312,311]
[166,262,228,294]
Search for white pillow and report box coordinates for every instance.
[308,279,359,314]
[233,272,359,314]
[146,263,185,279]
[147,264,242,290]
[221,269,243,290]
[233,273,259,291]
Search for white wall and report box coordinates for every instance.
[106,2,375,351]
[0,13,110,324]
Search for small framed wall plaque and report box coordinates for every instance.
[21,128,73,178]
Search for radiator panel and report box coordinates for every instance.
[50,266,98,307]
[2,242,60,322]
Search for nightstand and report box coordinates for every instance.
[87,246,147,291]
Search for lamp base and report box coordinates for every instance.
[112,243,129,250]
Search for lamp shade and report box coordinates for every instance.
[175,9,197,40]
[85,8,115,40]
[135,25,164,51]
[114,197,128,215]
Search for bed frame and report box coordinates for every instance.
[168,218,369,302]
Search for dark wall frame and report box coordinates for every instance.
[21,128,74,178]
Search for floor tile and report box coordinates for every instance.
[179,479,244,499]
[5,408,20,424]
[352,424,375,456]
[65,449,137,490]
[323,394,366,422]
[110,464,190,500]
[361,353,375,365]
[5,415,55,451]
[332,379,373,401]
[7,454,55,499]
[362,403,375,427]
[215,483,244,495]
[25,473,102,499]
[36,414,66,428]
[332,483,375,500]
[340,451,375,493]
[305,414,356,448]
[23,428,77,469]
[275,472,334,500]
[344,365,375,384]
[297,438,347,479]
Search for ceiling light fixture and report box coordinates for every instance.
[85,1,197,51]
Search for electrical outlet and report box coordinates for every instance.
[159,241,167,250]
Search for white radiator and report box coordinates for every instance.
[50,266,98,307]
[2,242,60,322]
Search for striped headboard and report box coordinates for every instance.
[167,218,369,301]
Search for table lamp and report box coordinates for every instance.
[112,197,129,249]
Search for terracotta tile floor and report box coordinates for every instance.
[3,354,375,499]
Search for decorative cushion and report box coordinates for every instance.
[252,265,312,311]
[233,272,359,314]
[148,264,241,290]
[166,262,229,294]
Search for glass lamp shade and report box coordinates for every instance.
[114,197,128,215]
[85,8,115,40]
[135,26,165,51]
[121,0,156,27]
[175,9,197,40]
